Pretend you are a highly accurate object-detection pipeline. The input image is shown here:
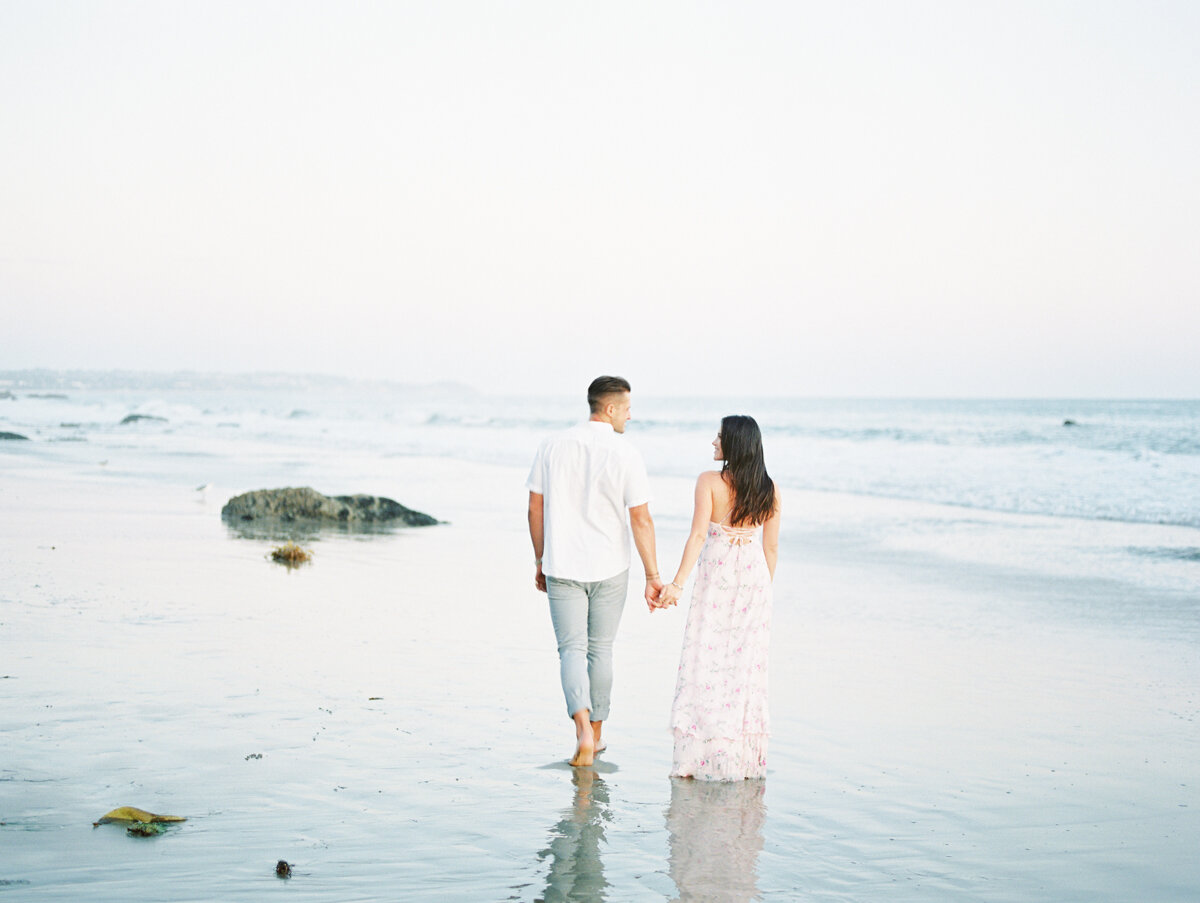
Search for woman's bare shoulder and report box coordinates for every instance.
[694,470,726,500]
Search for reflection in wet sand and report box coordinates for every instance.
[536,768,612,902]
[667,778,766,902]
[224,518,407,542]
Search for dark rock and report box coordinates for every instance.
[221,487,438,527]
[1062,419,1077,427]
[120,414,168,425]
[276,860,292,878]
[0,390,14,400]
[0,431,30,441]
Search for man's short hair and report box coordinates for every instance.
[588,376,631,413]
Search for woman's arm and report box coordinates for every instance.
[761,484,782,580]
[662,474,715,605]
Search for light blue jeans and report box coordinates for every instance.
[546,570,629,722]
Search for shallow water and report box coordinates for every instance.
[2,439,1198,900]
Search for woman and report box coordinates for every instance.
[659,415,781,780]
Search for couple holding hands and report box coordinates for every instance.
[527,376,781,780]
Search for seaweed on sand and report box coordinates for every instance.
[269,542,313,567]
[93,806,186,828]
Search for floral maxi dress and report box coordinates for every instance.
[669,520,772,780]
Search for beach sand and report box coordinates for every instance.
[1,455,1197,901]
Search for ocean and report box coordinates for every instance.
[7,380,1200,521]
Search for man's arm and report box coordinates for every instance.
[528,491,546,592]
[628,503,663,611]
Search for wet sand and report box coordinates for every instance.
[1,456,1197,901]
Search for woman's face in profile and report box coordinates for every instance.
[713,432,723,461]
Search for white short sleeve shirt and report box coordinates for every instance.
[526,421,652,582]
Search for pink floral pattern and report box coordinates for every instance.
[670,522,772,780]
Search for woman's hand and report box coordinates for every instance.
[659,582,682,608]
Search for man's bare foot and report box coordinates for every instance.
[570,732,595,766]
[591,721,604,755]
[570,712,595,767]
[594,739,607,755]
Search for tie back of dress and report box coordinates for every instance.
[709,521,759,546]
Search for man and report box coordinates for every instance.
[527,375,663,766]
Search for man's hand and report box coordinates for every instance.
[535,563,547,593]
[644,576,664,612]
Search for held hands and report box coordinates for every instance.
[644,576,665,612]
[646,577,680,612]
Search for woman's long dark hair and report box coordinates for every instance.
[720,415,775,526]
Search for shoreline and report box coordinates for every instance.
[6,435,1197,598]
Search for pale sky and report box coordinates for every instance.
[2,1,1197,397]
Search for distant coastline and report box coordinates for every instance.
[0,368,479,397]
